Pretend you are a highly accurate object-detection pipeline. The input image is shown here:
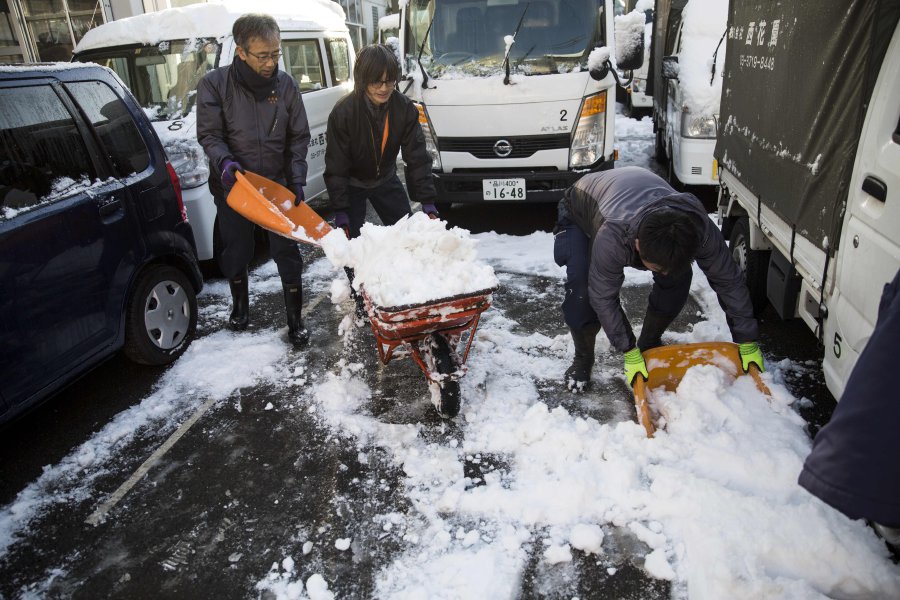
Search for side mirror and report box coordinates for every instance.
[614,10,645,71]
[590,61,611,81]
[662,55,679,79]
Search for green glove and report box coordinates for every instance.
[624,347,649,386]
[738,341,765,372]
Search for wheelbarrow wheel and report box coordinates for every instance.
[430,333,461,418]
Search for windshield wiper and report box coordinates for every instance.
[416,11,437,89]
[502,2,530,85]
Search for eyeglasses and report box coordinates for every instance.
[368,79,396,89]
[244,48,283,64]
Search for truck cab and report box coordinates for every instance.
[395,0,643,209]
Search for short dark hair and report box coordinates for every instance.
[233,14,280,49]
[354,44,401,92]
[637,208,701,273]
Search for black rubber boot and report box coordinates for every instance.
[228,272,249,331]
[284,283,309,348]
[637,309,675,352]
[565,324,601,392]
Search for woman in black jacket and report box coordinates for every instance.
[324,44,438,238]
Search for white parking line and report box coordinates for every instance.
[85,292,329,526]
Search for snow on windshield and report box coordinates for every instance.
[412,0,600,78]
[678,0,728,116]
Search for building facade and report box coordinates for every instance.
[1,0,393,63]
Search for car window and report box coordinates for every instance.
[66,80,150,176]
[326,38,351,85]
[283,39,326,93]
[0,84,96,217]
[78,41,218,120]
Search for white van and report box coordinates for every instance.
[73,0,354,262]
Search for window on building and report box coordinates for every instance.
[22,0,103,62]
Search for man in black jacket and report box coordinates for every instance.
[197,13,311,347]
[324,44,438,238]
[554,166,764,391]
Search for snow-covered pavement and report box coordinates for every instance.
[1,110,898,600]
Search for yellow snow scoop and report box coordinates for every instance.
[632,341,771,438]
[226,171,332,245]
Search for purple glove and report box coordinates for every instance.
[292,185,305,206]
[422,203,439,218]
[333,211,349,229]
[221,159,243,189]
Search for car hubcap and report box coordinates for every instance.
[144,280,190,349]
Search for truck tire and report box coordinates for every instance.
[729,218,770,316]
[654,125,666,163]
[124,265,197,365]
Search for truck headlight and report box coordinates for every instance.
[413,101,442,171]
[166,142,209,189]
[681,112,717,139]
[569,91,607,168]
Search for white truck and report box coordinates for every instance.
[649,0,727,190]
[393,0,645,210]
[73,0,354,263]
[716,0,900,400]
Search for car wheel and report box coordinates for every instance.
[729,217,770,316]
[124,265,197,365]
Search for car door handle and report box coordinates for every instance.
[98,197,123,216]
[862,176,887,203]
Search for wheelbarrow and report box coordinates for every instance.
[359,285,498,418]
[632,341,771,437]
[226,170,332,244]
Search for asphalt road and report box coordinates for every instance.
[0,159,835,600]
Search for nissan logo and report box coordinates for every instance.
[493,139,513,158]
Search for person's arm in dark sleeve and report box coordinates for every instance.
[398,101,436,205]
[695,218,759,342]
[588,227,636,352]
[196,74,233,175]
[284,82,310,190]
[323,105,352,213]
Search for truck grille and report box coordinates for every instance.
[439,134,570,159]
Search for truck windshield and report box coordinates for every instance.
[75,40,219,121]
[407,0,604,77]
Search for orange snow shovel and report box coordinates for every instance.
[226,171,332,245]
[631,341,771,438]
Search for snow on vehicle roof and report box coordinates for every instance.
[75,0,347,53]
[0,61,100,73]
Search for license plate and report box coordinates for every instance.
[482,178,526,201]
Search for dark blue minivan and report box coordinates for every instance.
[0,63,203,426]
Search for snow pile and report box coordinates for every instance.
[677,0,728,116]
[75,0,346,52]
[293,231,899,599]
[614,9,646,63]
[320,212,499,307]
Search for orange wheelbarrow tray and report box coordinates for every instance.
[632,341,771,438]
[226,170,332,244]
[359,285,499,418]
